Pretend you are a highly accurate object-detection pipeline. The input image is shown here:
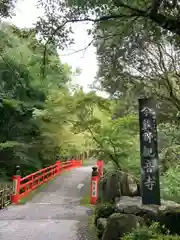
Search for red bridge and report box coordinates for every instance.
[0,157,95,240]
[11,158,82,204]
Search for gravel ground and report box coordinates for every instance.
[0,166,95,240]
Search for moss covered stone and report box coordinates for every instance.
[102,213,143,240]
[97,171,139,204]
[115,196,180,234]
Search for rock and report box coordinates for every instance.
[159,205,180,234]
[116,196,159,223]
[98,171,139,203]
[105,172,122,202]
[119,172,138,196]
[97,177,108,203]
[95,203,116,225]
[102,213,143,240]
[97,172,121,203]
[115,196,180,234]
[97,217,107,230]
[96,218,107,239]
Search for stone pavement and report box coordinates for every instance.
[0,166,93,240]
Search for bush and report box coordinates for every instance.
[161,166,180,203]
[122,223,180,240]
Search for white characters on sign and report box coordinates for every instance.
[141,107,156,117]
[144,175,156,190]
[143,131,153,143]
[144,159,155,173]
[12,179,17,195]
[142,119,151,130]
[92,180,97,197]
[142,146,155,157]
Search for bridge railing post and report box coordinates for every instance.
[56,155,61,174]
[90,166,99,205]
[97,160,104,179]
[11,165,21,204]
[71,157,75,167]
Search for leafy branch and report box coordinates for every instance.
[86,125,122,170]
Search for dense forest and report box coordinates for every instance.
[0,23,96,179]
[1,0,180,204]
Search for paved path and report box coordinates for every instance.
[0,166,93,240]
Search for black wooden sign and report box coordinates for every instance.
[139,97,161,205]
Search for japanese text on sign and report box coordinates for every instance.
[143,159,155,173]
[142,131,153,143]
[141,107,156,118]
[144,175,156,191]
[12,179,18,195]
[142,146,155,158]
[142,119,152,130]
[92,180,97,197]
[139,98,160,205]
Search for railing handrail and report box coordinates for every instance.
[20,160,80,182]
[20,163,57,182]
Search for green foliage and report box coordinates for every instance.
[0,23,86,179]
[94,115,139,170]
[35,0,180,128]
[161,166,180,203]
[122,223,180,240]
[70,93,140,175]
[36,0,180,51]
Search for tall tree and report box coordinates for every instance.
[93,21,180,122]
[0,23,77,178]
[36,0,180,51]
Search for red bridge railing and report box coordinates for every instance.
[11,158,82,204]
